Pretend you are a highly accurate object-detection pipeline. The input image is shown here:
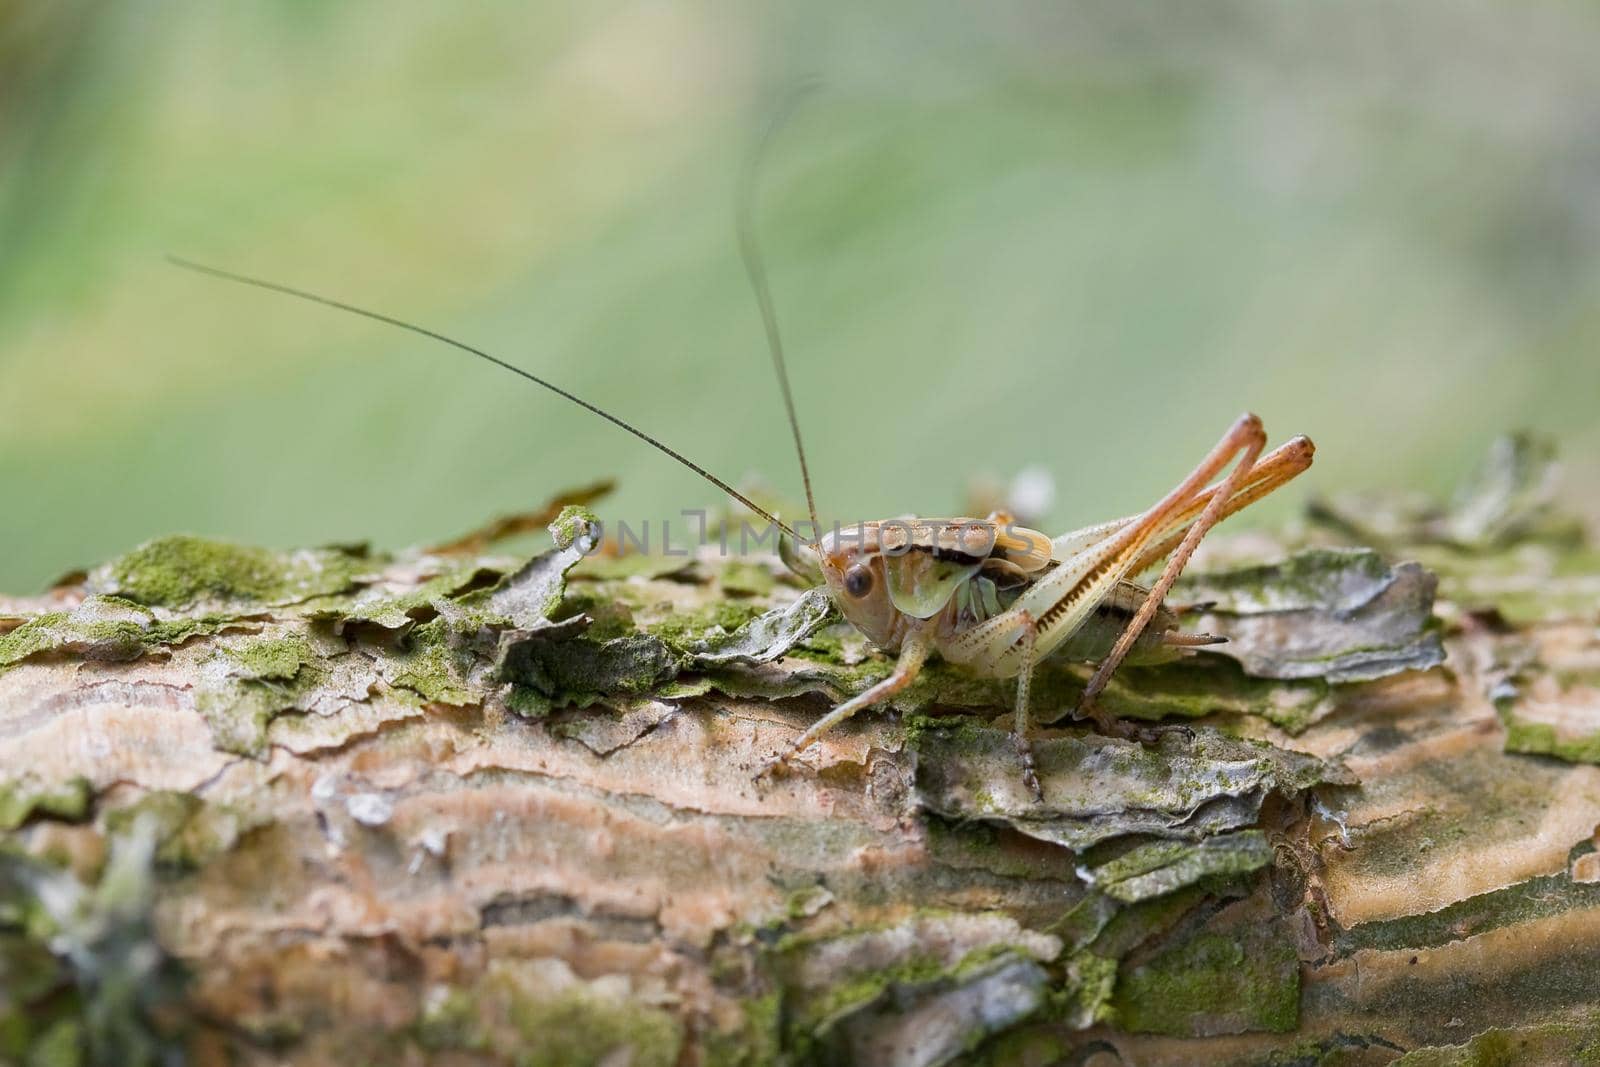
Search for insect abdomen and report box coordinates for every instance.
[1051,581,1185,666]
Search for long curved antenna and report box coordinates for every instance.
[738,84,821,542]
[168,255,797,541]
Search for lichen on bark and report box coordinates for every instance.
[2,438,1599,1066]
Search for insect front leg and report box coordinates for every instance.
[754,628,931,781]
[939,605,1048,799]
[1011,610,1042,802]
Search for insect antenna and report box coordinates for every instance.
[167,255,798,541]
[738,84,821,544]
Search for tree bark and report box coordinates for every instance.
[3,443,1598,1067]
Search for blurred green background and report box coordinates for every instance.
[3,1,1598,592]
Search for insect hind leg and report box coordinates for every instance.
[1077,414,1267,719]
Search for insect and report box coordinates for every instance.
[777,416,1312,794]
[171,162,1311,799]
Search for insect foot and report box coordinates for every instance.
[1075,696,1177,745]
[1012,731,1043,803]
[1080,702,1196,746]
[752,748,801,785]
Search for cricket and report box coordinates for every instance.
[170,173,1312,800]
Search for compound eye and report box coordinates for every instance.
[843,564,874,598]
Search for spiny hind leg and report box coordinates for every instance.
[1082,433,1312,718]
[754,630,930,781]
[1076,416,1268,721]
[1127,435,1316,577]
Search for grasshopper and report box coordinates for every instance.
[171,185,1311,798]
[773,415,1312,794]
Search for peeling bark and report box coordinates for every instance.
[2,439,1598,1067]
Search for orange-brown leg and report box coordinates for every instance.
[755,628,931,781]
[1128,435,1315,576]
[1077,420,1268,723]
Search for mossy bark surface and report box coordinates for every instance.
[2,439,1598,1066]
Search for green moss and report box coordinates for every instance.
[1051,893,1121,953]
[1088,884,1213,961]
[965,1026,1077,1067]
[225,632,313,681]
[923,816,1081,882]
[901,712,994,753]
[647,601,769,649]
[196,665,312,756]
[1334,864,1600,957]
[387,619,481,706]
[1098,661,1331,734]
[794,628,848,662]
[1393,1029,1518,1067]
[550,592,636,642]
[1091,831,1274,903]
[1498,713,1600,765]
[192,627,373,754]
[0,598,227,676]
[702,992,782,1067]
[1387,1026,1600,1067]
[101,792,255,870]
[1177,548,1393,613]
[783,941,1024,1037]
[1112,928,1298,1036]
[1050,950,1117,1028]
[93,535,366,610]
[747,634,1330,735]
[799,952,947,1030]
[415,987,486,1054]
[0,776,92,831]
[549,505,600,552]
[27,1018,83,1067]
[0,613,85,666]
[571,553,696,581]
[0,823,188,1067]
[500,987,683,1067]
[783,884,833,921]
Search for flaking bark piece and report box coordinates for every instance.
[687,586,834,666]
[915,721,1351,850]
[193,626,378,755]
[1309,432,1584,551]
[306,558,509,633]
[1444,433,1568,547]
[0,595,236,676]
[1178,548,1446,682]
[1306,437,1598,625]
[477,506,602,628]
[1492,625,1600,764]
[833,958,1050,1067]
[1083,829,1274,903]
[548,698,675,756]
[497,629,680,715]
[773,911,1059,1062]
